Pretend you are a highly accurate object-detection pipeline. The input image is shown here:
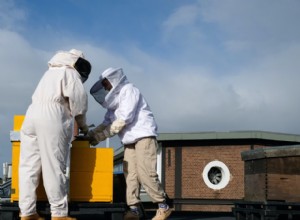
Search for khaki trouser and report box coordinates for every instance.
[123,137,166,206]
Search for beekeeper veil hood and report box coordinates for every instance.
[90,67,129,109]
[48,49,92,83]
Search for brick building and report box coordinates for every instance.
[114,131,300,212]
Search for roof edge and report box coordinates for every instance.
[157,130,300,142]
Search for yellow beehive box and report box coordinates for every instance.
[13,115,25,131]
[69,146,113,202]
[10,115,113,203]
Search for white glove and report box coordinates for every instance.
[102,119,126,138]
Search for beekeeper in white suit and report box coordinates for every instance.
[89,67,172,220]
[19,49,91,220]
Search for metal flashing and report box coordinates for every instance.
[157,131,300,142]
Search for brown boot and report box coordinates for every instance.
[51,217,77,220]
[20,214,45,220]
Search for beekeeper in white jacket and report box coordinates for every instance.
[89,67,172,220]
[19,49,91,220]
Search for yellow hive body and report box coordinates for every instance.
[69,146,113,201]
[10,115,113,203]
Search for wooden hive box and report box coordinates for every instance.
[241,145,300,202]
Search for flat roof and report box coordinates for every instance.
[114,131,300,157]
[157,130,300,143]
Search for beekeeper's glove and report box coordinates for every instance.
[79,124,89,136]
[87,133,100,146]
[102,119,126,138]
[87,124,107,146]
[93,123,107,133]
[75,114,89,135]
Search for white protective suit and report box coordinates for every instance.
[19,49,90,217]
[90,68,167,208]
[90,67,158,144]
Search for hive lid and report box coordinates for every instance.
[241,145,300,161]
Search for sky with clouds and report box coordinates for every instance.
[1,0,300,167]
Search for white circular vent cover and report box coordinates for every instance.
[202,160,231,190]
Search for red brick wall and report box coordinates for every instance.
[182,145,249,199]
[164,144,253,211]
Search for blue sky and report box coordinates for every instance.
[1,0,300,167]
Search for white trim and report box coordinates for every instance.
[10,131,20,141]
[157,145,162,181]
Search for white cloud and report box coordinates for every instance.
[163,4,199,33]
[201,0,300,48]
[0,0,26,30]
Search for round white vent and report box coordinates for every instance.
[202,160,231,190]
